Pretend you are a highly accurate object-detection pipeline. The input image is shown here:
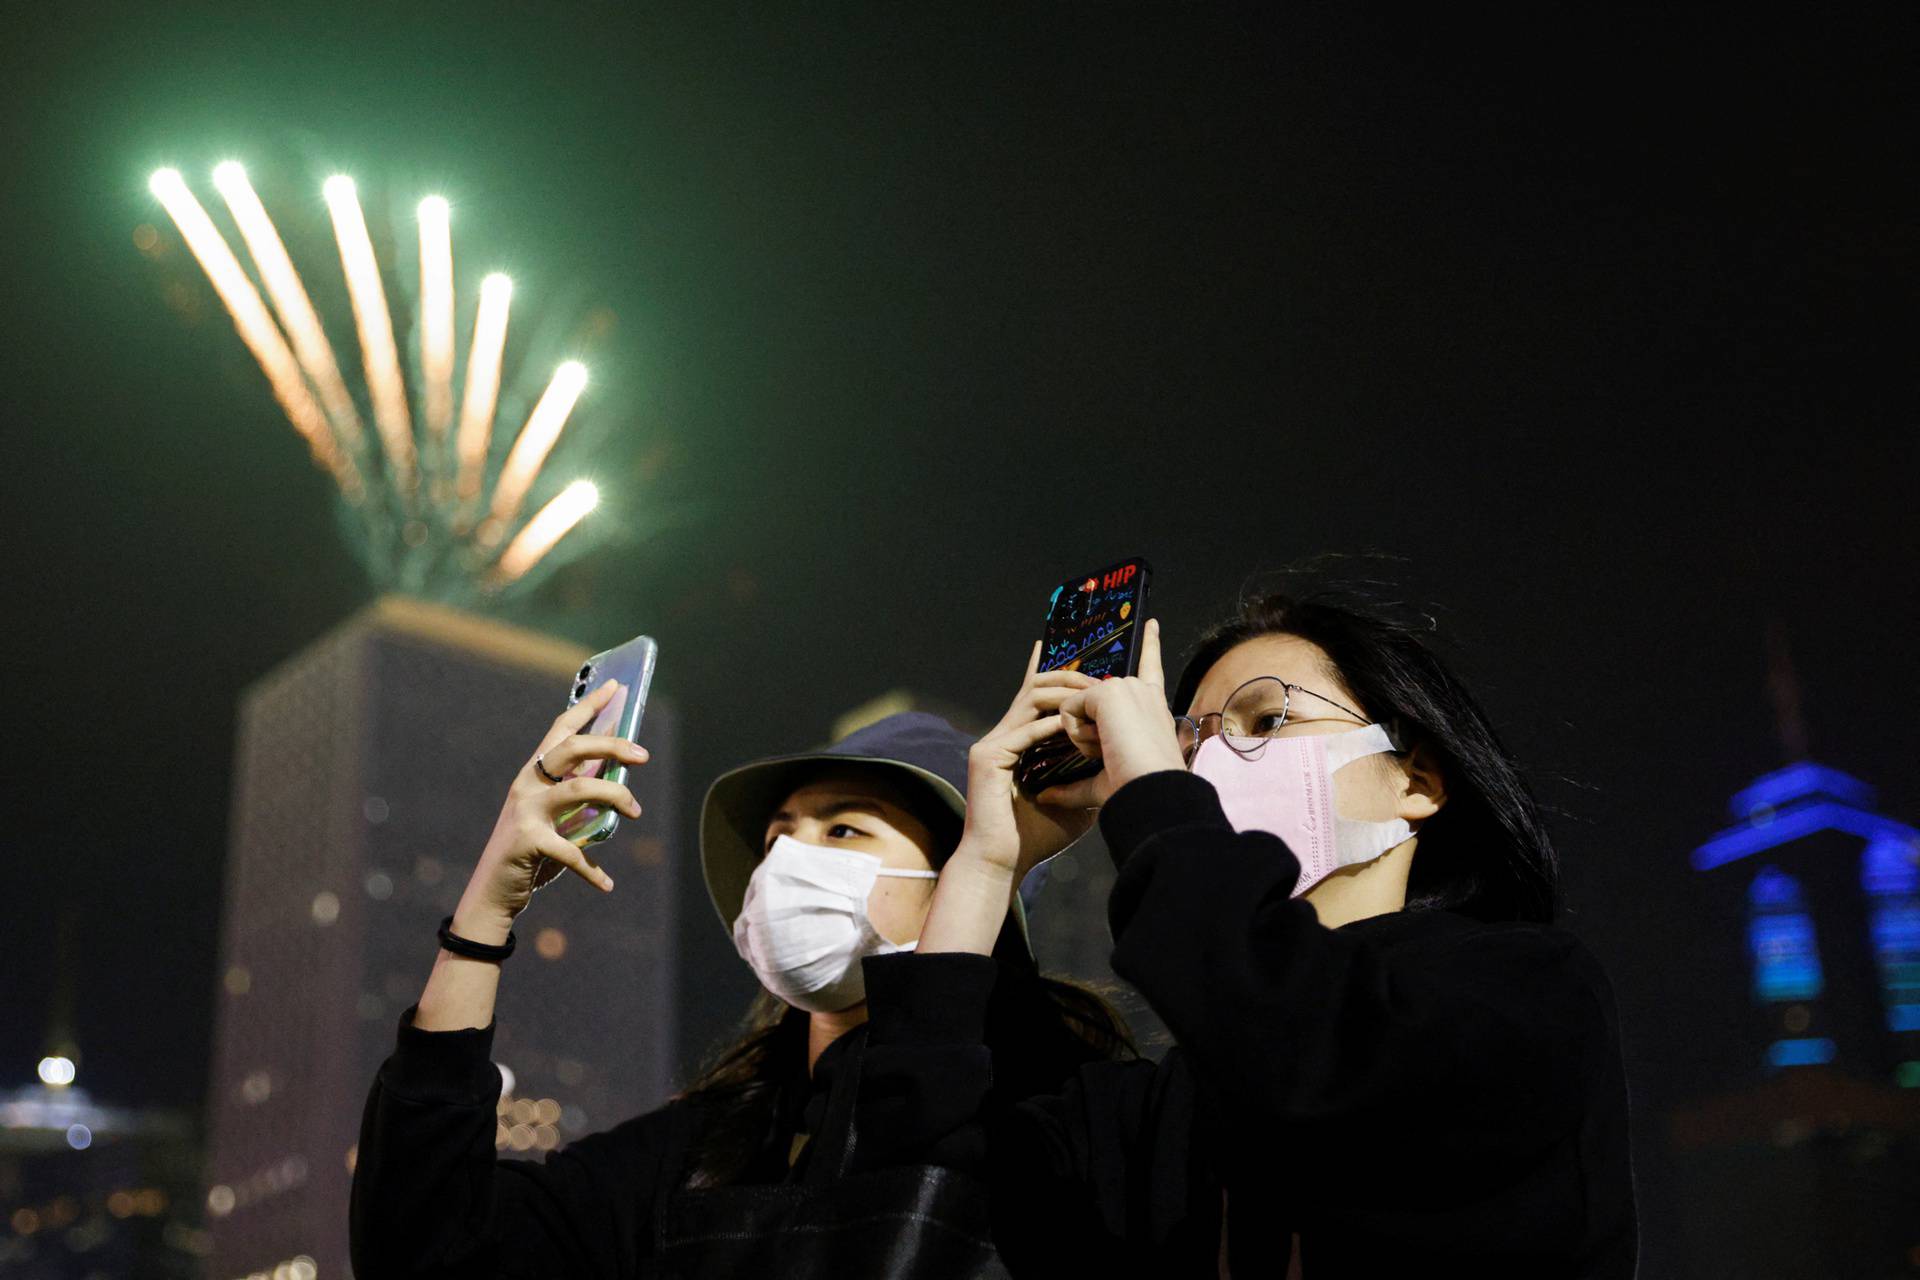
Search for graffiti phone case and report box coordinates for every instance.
[1014,557,1153,796]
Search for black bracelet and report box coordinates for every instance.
[438,915,516,962]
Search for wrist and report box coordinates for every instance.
[1111,743,1186,793]
[917,847,1018,955]
[450,894,516,947]
[947,835,1022,882]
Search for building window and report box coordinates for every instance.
[1748,867,1823,1003]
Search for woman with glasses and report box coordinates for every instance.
[349,696,1132,1278]
[855,589,1638,1277]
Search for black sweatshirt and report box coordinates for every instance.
[350,962,1100,1277]
[352,1009,750,1278]
[857,770,1639,1278]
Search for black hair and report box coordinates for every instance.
[676,761,1133,1189]
[1173,583,1559,924]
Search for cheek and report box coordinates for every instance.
[1330,754,1402,823]
[865,878,937,945]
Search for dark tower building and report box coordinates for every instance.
[1668,760,1920,1276]
[202,598,678,1279]
[1690,761,1920,1083]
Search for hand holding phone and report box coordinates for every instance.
[1040,615,1184,810]
[452,678,645,928]
[1014,558,1152,795]
[554,635,659,844]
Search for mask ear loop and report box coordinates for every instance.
[1320,722,1420,879]
[871,867,938,954]
[1321,722,1401,772]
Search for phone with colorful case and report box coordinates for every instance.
[1014,557,1153,795]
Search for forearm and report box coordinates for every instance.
[915,842,1018,955]
[351,1010,508,1276]
[413,885,515,1033]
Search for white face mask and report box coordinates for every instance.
[731,834,939,1013]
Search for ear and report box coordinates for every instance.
[1396,743,1447,826]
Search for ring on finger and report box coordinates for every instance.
[533,753,566,785]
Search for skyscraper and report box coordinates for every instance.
[202,598,677,1279]
[1690,761,1920,1082]
[1665,760,1920,1276]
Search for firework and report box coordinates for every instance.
[151,164,612,599]
[417,196,455,440]
[455,273,513,502]
[211,162,365,456]
[149,169,360,495]
[324,175,416,488]
[490,361,589,525]
[490,481,599,586]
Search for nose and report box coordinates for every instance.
[784,817,829,846]
[1179,714,1223,762]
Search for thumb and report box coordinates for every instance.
[1035,775,1106,812]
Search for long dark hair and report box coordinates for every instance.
[675,764,1134,1189]
[1173,583,1559,924]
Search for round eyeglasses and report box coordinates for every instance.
[1174,675,1372,764]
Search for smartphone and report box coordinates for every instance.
[555,634,659,845]
[1014,557,1153,795]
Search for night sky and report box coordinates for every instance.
[2,1,1915,1259]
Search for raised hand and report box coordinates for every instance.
[459,679,648,931]
[1038,618,1185,810]
[958,642,1101,880]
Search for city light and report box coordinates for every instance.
[455,273,514,501]
[324,175,416,489]
[489,361,589,523]
[417,197,455,439]
[212,161,365,454]
[148,168,359,495]
[490,480,598,586]
[36,1055,76,1087]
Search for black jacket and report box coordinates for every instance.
[857,770,1639,1277]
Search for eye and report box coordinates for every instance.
[826,822,868,841]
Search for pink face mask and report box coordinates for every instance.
[1188,724,1412,896]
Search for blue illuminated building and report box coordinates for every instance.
[1694,761,1920,1086]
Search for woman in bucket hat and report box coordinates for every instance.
[350,677,1129,1278]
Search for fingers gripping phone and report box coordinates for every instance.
[1014,558,1153,795]
[556,634,658,845]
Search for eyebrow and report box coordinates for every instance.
[765,798,890,827]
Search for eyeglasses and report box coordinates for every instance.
[1174,675,1373,764]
